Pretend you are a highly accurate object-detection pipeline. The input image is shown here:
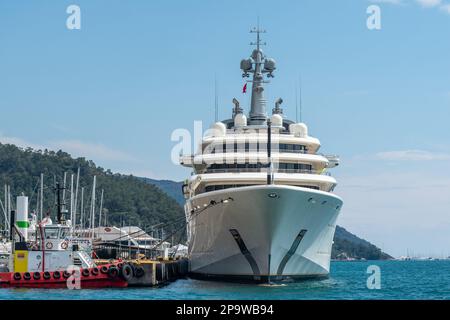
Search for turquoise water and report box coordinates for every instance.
[1,260,449,300]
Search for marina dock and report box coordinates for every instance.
[95,259,189,287]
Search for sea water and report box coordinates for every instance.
[1,260,449,300]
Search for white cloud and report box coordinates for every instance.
[337,169,450,258]
[440,4,450,14]
[49,140,137,163]
[370,0,450,15]
[0,134,137,163]
[369,0,404,4]
[375,149,450,161]
[0,133,45,151]
[0,133,164,178]
[416,0,442,7]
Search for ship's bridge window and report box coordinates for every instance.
[60,228,70,239]
[205,162,312,173]
[44,228,59,240]
[203,143,308,154]
[204,184,319,193]
[205,184,252,192]
[296,185,320,190]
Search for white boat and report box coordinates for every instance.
[179,27,343,282]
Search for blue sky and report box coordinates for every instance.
[1,0,450,257]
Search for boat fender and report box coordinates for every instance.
[63,271,71,279]
[33,272,41,280]
[61,241,68,250]
[100,265,109,274]
[13,272,22,281]
[121,264,134,281]
[82,268,90,277]
[91,267,99,276]
[23,272,31,280]
[117,263,123,270]
[43,271,51,280]
[135,266,145,278]
[53,271,61,279]
[108,266,119,279]
[46,242,53,249]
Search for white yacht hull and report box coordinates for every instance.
[185,185,343,283]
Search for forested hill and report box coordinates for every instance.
[0,143,184,235]
[145,178,393,260]
[0,142,391,260]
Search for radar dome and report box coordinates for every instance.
[264,58,276,72]
[289,123,308,138]
[234,113,247,128]
[210,122,226,137]
[240,58,253,72]
[270,114,283,127]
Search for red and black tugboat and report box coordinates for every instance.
[0,184,128,289]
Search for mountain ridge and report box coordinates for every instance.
[0,142,391,260]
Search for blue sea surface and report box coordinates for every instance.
[1,260,449,300]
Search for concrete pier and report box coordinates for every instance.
[95,259,189,287]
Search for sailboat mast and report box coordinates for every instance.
[98,189,104,227]
[70,174,74,224]
[40,173,44,222]
[90,176,96,239]
[74,167,80,227]
[80,187,84,229]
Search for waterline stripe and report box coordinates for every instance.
[229,229,261,278]
[276,229,307,275]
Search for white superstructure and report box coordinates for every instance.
[180,27,343,282]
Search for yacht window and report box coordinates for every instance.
[59,228,70,239]
[45,228,59,240]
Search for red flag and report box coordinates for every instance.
[242,83,247,93]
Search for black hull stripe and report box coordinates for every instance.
[189,272,327,284]
[229,229,261,278]
[276,229,308,275]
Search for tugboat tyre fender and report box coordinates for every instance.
[135,266,145,278]
[100,265,108,274]
[33,272,41,280]
[23,272,31,280]
[13,272,21,281]
[43,271,51,280]
[91,267,99,276]
[108,266,119,279]
[121,264,133,281]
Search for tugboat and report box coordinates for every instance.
[0,184,128,289]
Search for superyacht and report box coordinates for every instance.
[180,27,343,282]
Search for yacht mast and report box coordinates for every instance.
[240,24,276,125]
